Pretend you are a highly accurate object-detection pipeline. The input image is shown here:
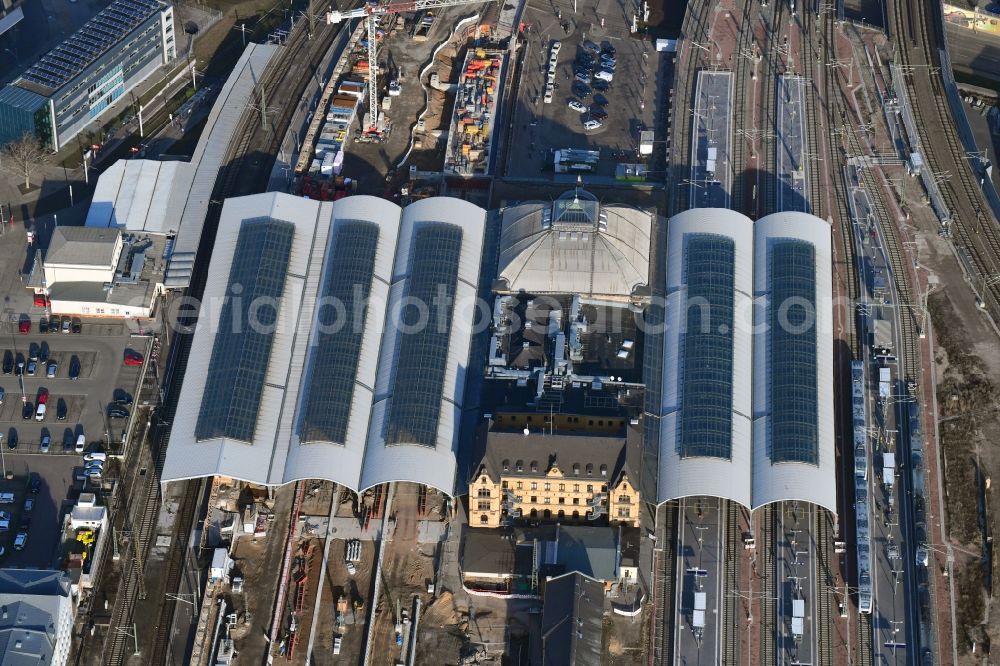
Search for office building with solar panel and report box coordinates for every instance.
[0,0,175,150]
[656,209,835,515]
[160,192,487,496]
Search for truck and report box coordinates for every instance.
[791,598,805,639]
[692,591,707,630]
[883,452,896,488]
[878,367,892,400]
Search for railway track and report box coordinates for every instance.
[730,0,757,217]
[813,509,834,666]
[722,501,740,665]
[653,502,678,665]
[102,10,343,665]
[858,612,874,664]
[890,0,1000,323]
[758,0,785,216]
[759,504,777,665]
[859,168,922,381]
[799,1,824,217]
[668,0,713,215]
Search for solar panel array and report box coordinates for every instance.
[766,238,819,464]
[385,222,463,448]
[299,221,380,444]
[677,234,736,459]
[196,218,294,443]
[21,0,162,91]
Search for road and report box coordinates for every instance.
[672,497,725,665]
[944,20,1000,83]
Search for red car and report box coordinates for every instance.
[36,390,48,405]
[32,294,49,308]
[123,352,144,367]
[18,320,29,334]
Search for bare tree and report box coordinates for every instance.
[2,133,46,191]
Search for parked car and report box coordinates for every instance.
[28,344,38,362]
[583,118,603,130]
[40,435,50,454]
[583,39,599,53]
[0,388,4,406]
[36,390,48,405]
[593,93,609,106]
[32,294,47,308]
[75,434,85,453]
[84,452,107,463]
[574,71,590,83]
[592,79,610,92]
[68,357,80,381]
[594,69,614,82]
[551,40,561,53]
[567,99,586,113]
[38,318,48,334]
[38,343,47,362]
[28,473,40,494]
[60,317,70,334]
[113,389,133,406]
[22,403,33,420]
[56,399,67,421]
[18,319,29,335]
[23,499,33,513]
[6,430,15,450]
[72,318,81,334]
[25,360,36,376]
[600,41,616,56]
[34,403,46,421]
[123,352,144,367]
[2,351,11,375]
[590,107,609,120]
[13,532,27,550]
[107,405,130,419]
[46,361,57,378]
[14,356,23,376]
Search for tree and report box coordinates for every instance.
[2,133,46,191]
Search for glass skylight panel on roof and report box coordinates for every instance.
[195,218,294,443]
[677,234,736,459]
[385,222,463,448]
[767,238,819,465]
[299,221,380,444]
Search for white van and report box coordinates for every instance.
[0,493,15,505]
[34,403,45,421]
[75,435,85,453]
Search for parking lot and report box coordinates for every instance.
[0,454,80,568]
[0,326,145,453]
[505,0,661,179]
[0,220,150,568]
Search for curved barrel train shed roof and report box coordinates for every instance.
[657,209,835,515]
[161,192,486,496]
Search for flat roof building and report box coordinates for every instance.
[0,0,175,150]
[84,44,277,289]
[656,209,835,515]
[161,192,486,496]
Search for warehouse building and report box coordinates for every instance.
[0,0,175,150]
[656,209,835,515]
[161,192,486,496]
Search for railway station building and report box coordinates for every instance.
[0,0,175,151]
[160,192,487,497]
[656,209,836,515]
